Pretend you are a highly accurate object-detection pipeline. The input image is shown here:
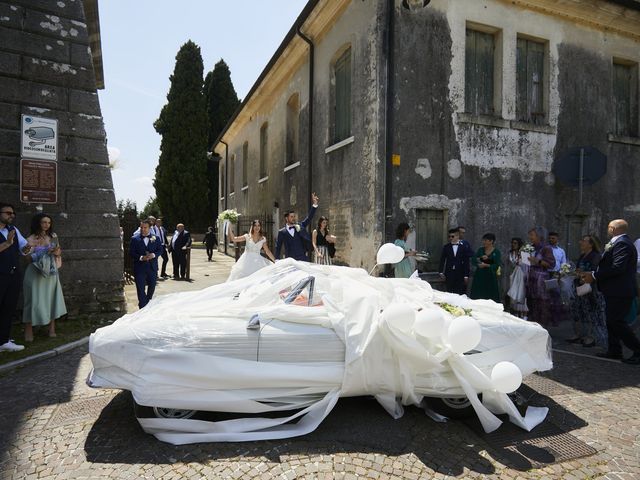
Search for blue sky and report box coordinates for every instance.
[98,1,308,209]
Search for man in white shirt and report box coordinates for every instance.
[548,232,567,272]
[0,203,32,352]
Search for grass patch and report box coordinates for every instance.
[0,314,115,367]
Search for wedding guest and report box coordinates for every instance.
[438,228,470,293]
[312,216,336,265]
[227,219,275,281]
[525,226,556,328]
[156,218,170,278]
[394,223,416,278]
[130,220,163,308]
[23,213,67,341]
[505,237,528,318]
[169,223,192,280]
[275,193,319,261]
[203,226,217,262]
[470,233,501,302]
[548,232,567,272]
[582,219,640,364]
[0,203,31,352]
[567,235,607,348]
[548,231,569,323]
[456,225,474,258]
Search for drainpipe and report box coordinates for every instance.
[296,27,314,215]
[220,139,229,255]
[383,0,395,243]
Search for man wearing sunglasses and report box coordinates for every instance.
[438,228,471,295]
[0,203,32,352]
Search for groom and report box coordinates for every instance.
[275,193,319,261]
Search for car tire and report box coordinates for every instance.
[133,400,197,420]
[425,396,475,419]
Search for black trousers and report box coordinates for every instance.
[172,251,187,278]
[159,248,169,276]
[205,245,214,260]
[445,272,467,295]
[604,295,640,355]
[0,272,21,345]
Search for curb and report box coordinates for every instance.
[0,336,90,375]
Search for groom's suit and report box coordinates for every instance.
[275,205,317,261]
[130,234,163,309]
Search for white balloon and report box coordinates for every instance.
[376,243,406,265]
[491,361,522,393]
[413,309,445,338]
[446,315,481,354]
[382,304,415,334]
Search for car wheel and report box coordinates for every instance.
[426,396,475,418]
[152,406,197,419]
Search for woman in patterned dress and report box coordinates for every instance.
[525,226,556,328]
[312,216,336,265]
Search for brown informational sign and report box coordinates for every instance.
[20,158,57,204]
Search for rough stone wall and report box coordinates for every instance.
[391,0,640,259]
[0,0,125,317]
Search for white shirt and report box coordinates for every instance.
[0,225,28,253]
[452,243,459,256]
[634,238,640,273]
[286,225,296,237]
[550,245,567,272]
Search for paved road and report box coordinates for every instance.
[1,253,638,479]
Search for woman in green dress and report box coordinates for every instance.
[23,213,67,342]
[470,233,502,302]
[393,222,417,278]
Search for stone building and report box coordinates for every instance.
[214,0,640,271]
[0,0,124,316]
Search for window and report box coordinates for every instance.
[242,141,248,187]
[516,38,545,124]
[331,46,352,143]
[220,162,225,199]
[465,28,496,116]
[229,154,235,194]
[259,122,268,179]
[286,93,300,166]
[613,61,639,137]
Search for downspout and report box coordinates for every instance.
[296,27,314,215]
[384,0,395,243]
[220,139,229,255]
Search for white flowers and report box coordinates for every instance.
[218,209,241,223]
[604,241,613,252]
[521,243,535,254]
[559,262,573,275]
[294,224,301,232]
[150,236,157,243]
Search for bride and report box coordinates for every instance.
[226,219,276,281]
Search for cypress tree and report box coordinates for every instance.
[154,40,209,230]
[206,59,240,147]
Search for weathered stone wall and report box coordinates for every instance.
[391,0,640,259]
[0,0,125,317]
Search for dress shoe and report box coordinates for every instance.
[566,337,582,344]
[596,352,623,360]
[621,354,640,365]
[582,340,595,348]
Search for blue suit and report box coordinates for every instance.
[275,206,317,261]
[130,234,163,309]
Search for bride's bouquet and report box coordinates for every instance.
[519,243,535,266]
[218,209,241,223]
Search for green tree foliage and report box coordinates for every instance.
[154,40,210,230]
[140,196,161,220]
[116,199,137,224]
[204,59,240,219]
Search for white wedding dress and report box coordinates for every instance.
[227,234,272,281]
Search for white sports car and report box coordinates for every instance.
[88,259,552,445]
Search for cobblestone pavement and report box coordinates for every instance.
[0,254,638,479]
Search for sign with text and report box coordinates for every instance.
[20,159,58,204]
[21,114,58,161]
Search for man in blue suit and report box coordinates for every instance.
[438,228,471,295]
[275,193,319,261]
[130,220,163,309]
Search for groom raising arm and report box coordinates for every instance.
[275,193,319,261]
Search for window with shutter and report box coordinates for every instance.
[242,141,248,187]
[260,123,268,179]
[465,29,495,116]
[613,62,639,137]
[332,47,352,143]
[286,93,300,166]
[229,154,235,194]
[516,38,545,124]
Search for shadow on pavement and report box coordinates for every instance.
[85,394,496,476]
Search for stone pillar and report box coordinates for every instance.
[0,0,125,318]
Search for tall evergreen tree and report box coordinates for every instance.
[154,40,209,230]
[206,59,240,147]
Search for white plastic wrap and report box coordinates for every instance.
[89,259,552,444]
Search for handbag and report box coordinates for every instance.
[576,283,592,297]
[328,242,336,258]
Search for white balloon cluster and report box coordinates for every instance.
[376,243,406,265]
[381,304,523,393]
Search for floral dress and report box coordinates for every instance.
[526,244,556,327]
[569,251,608,346]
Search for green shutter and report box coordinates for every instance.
[613,63,631,136]
[516,39,545,124]
[334,48,351,142]
[465,29,494,116]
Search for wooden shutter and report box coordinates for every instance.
[260,124,268,178]
[613,63,632,137]
[229,155,235,193]
[334,48,351,142]
[415,209,447,271]
[465,29,494,116]
[242,142,248,187]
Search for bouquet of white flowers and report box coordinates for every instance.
[520,243,535,266]
[218,209,240,223]
[521,244,535,254]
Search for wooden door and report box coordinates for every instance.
[415,209,447,271]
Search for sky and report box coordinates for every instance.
[98,1,308,210]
